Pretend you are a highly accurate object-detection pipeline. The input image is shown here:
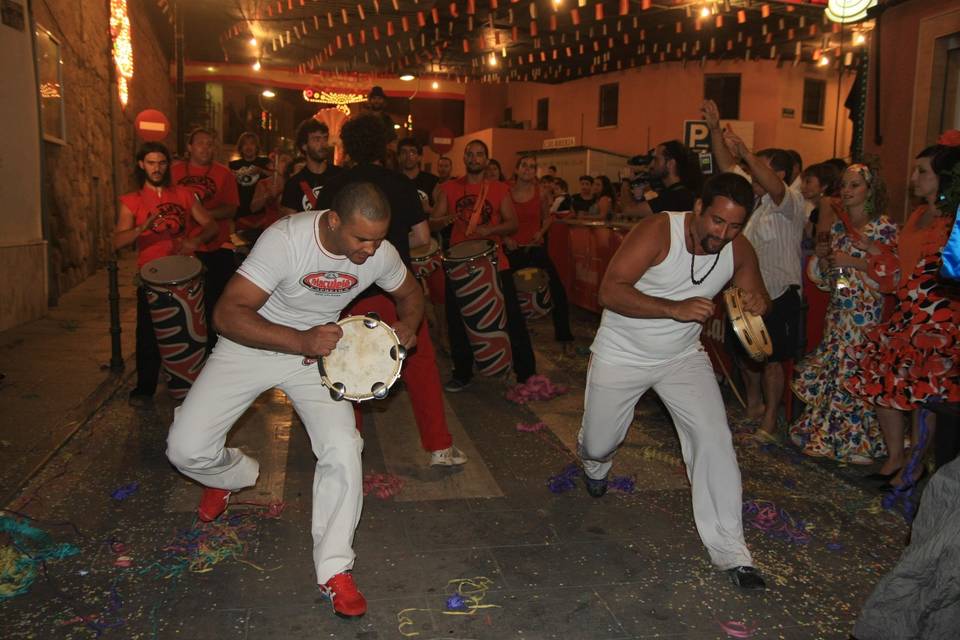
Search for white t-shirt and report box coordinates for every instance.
[236,210,408,331]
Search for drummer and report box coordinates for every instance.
[166,181,424,619]
[319,117,466,467]
[114,142,218,406]
[505,155,574,346]
[397,137,448,349]
[579,172,771,591]
[430,140,537,391]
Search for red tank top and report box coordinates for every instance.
[511,185,541,245]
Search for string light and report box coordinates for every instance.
[249,37,258,46]
[818,55,830,66]
[252,60,262,71]
[431,81,439,89]
[109,0,133,107]
[302,89,366,115]
[853,32,866,46]
[488,52,498,67]
[699,6,711,18]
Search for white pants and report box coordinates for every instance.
[166,337,363,584]
[578,350,752,570]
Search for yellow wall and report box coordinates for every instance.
[464,59,853,172]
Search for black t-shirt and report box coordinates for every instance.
[649,182,697,213]
[408,171,440,208]
[229,157,271,218]
[280,165,343,212]
[317,163,425,269]
[570,194,595,213]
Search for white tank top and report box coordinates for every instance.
[591,211,735,366]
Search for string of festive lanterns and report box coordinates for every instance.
[213,1,860,82]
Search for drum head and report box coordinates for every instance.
[513,267,549,293]
[410,238,440,260]
[444,239,495,261]
[723,288,773,362]
[320,316,403,402]
[140,255,203,286]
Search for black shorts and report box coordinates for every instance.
[726,286,801,363]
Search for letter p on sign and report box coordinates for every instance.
[684,121,712,151]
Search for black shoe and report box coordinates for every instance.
[128,389,154,408]
[584,475,607,498]
[444,378,471,393]
[727,566,766,591]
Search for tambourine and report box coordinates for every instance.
[722,287,773,362]
[318,314,406,402]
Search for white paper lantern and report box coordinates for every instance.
[825,0,877,24]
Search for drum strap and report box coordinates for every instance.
[299,180,318,209]
[465,181,489,237]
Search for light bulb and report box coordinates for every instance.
[249,37,257,46]
[252,60,261,71]
[262,89,275,98]
[431,81,439,89]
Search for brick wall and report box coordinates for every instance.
[31,0,175,301]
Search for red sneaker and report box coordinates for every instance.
[321,572,367,618]
[197,488,230,522]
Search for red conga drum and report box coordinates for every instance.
[139,255,208,399]
[442,239,512,376]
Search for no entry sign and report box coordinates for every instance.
[134,109,171,142]
[429,127,454,155]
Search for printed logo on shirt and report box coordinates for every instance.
[300,271,359,294]
[455,194,492,225]
[178,175,217,202]
[148,202,187,234]
[301,186,324,211]
[234,165,262,187]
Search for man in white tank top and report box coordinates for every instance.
[580,173,772,591]
[165,182,425,619]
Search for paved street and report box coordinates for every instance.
[1,297,908,639]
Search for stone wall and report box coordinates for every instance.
[31,0,175,301]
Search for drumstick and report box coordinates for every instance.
[704,342,747,409]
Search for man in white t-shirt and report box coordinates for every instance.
[580,172,771,591]
[165,182,423,619]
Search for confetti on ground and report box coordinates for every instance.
[363,472,405,499]
[516,421,548,432]
[398,576,501,637]
[743,499,813,545]
[0,516,80,600]
[608,476,636,493]
[110,482,140,501]
[719,620,757,638]
[505,374,568,404]
[547,463,581,494]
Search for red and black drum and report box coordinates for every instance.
[513,267,553,319]
[442,239,512,376]
[139,255,208,399]
[410,238,442,279]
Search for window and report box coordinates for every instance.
[598,83,618,127]
[802,78,827,127]
[536,97,549,130]
[36,25,66,144]
[704,74,741,119]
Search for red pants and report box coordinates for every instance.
[345,293,452,453]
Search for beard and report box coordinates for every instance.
[700,234,726,254]
[306,146,327,163]
[146,172,168,187]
